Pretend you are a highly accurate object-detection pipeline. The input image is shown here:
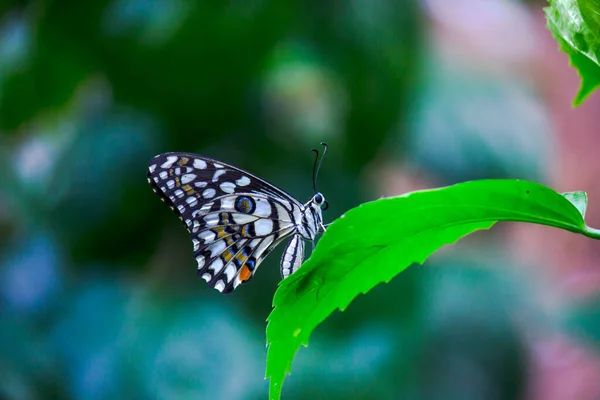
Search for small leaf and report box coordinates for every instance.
[266,179,600,399]
[545,0,600,105]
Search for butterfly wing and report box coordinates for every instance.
[147,152,304,293]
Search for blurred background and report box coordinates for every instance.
[1,0,600,399]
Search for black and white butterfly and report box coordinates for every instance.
[147,144,328,294]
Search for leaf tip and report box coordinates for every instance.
[562,191,588,219]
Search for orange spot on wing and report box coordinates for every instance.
[239,265,252,282]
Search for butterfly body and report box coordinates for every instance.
[147,152,326,293]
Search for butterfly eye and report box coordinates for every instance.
[314,193,323,204]
[322,200,329,210]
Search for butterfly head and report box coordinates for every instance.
[298,192,327,240]
[312,192,328,210]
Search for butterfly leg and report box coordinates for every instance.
[280,234,305,279]
[320,221,328,232]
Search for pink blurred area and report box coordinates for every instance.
[385,1,600,399]
[517,7,600,400]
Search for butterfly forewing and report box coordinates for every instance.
[147,152,302,293]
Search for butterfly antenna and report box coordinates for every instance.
[310,147,320,193]
[310,142,328,193]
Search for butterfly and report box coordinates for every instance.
[147,144,328,294]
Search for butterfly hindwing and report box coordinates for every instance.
[192,208,296,293]
[147,152,302,293]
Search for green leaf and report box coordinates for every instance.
[545,0,600,105]
[265,179,600,399]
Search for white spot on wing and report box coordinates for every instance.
[230,214,258,225]
[159,171,168,180]
[203,214,219,227]
[166,180,175,189]
[181,174,197,184]
[194,159,207,169]
[186,197,198,207]
[224,264,236,282]
[220,182,236,194]
[214,280,225,292]
[161,156,178,168]
[212,169,226,182]
[192,220,200,233]
[149,164,157,173]
[254,219,274,236]
[208,240,226,257]
[177,204,185,213]
[213,163,224,169]
[198,230,216,243]
[221,197,236,210]
[254,198,272,217]
[201,273,211,282]
[209,259,224,274]
[192,239,200,252]
[196,256,205,269]
[202,188,216,199]
[175,189,184,198]
[194,181,208,188]
[236,176,251,186]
